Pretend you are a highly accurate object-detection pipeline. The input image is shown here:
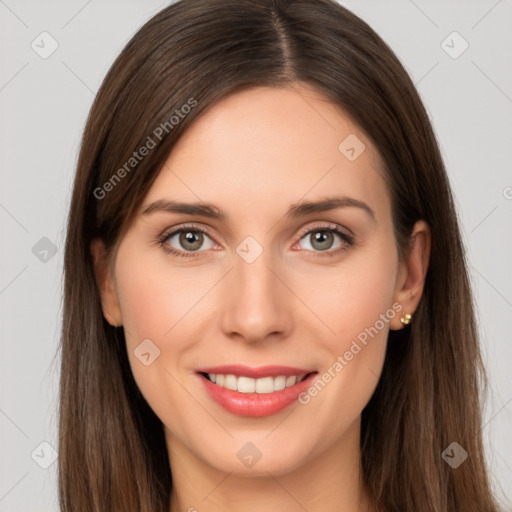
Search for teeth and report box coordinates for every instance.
[206,373,307,393]
[238,376,255,393]
[224,374,237,391]
[255,376,273,393]
[285,376,297,387]
[274,375,286,391]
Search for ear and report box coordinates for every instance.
[90,238,123,327]
[390,220,431,330]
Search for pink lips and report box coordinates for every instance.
[196,364,317,417]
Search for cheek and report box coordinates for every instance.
[295,239,398,434]
[115,253,209,346]
[311,237,399,352]
[112,255,189,395]
[113,252,221,413]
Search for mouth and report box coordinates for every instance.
[196,365,318,417]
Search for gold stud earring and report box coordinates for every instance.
[400,312,412,325]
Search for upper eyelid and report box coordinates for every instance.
[296,222,352,238]
[161,223,215,241]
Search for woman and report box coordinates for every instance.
[58,0,501,510]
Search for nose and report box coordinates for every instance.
[219,246,293,345]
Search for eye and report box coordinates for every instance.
[294,223,354,257]
[156,222,354,259]
[157,224,217,258]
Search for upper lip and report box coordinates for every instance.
[196,365,317,379]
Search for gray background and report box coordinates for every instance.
[1,0,511,510]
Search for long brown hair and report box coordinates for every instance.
[58,0,501,510]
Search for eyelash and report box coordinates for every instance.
[156,222,354,259]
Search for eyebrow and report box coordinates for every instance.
[140,196,376,223]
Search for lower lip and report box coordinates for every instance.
[197,372,317,417]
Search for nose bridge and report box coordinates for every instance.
[220,238,291,342]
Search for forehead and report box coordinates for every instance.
[142,84,389,223]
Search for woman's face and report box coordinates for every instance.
[95,83,425,477]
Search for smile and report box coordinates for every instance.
[196,365,318,417]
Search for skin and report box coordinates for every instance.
[91,83,430,512]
